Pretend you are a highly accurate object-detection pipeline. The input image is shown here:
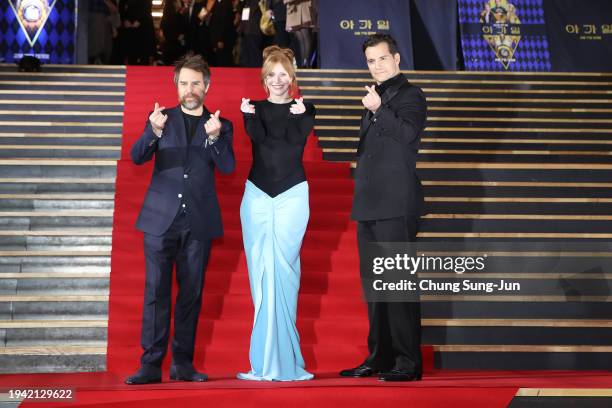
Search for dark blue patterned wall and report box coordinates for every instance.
[458,0,551,71]
[0,0,76,64]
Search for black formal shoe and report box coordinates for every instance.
[378,369,422,382]
[125,368,162,385]
[169,365,208,382]
[339,364,378,378]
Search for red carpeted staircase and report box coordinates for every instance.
[4,66,612,408]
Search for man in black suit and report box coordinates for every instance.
[126,54,235,384]
[339,33,427,382]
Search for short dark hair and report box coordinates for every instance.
[173,54,211,86]
[362,33,399,55]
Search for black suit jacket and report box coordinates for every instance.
[351,74,427,221]
[131,106,235,240]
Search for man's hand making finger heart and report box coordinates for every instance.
[149,102,167,137]
[205,110,222,141]
[362,85,381,113]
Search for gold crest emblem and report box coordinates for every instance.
[480,0,521,69]
[9,0,56,47]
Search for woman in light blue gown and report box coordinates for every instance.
[237,46,315,381]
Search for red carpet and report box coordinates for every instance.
[7,370,612,407]
[2,66,611,407]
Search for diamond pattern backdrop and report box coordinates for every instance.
[0,0,76,64]
[458,0,551,71]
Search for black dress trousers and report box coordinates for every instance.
[140,209,212,368]
[357,215,422,374]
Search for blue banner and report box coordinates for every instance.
[543,0,612,72]
[412,0,458,70]
[319,0,414,69]
[458,0,552,71]
[0,0,77,64]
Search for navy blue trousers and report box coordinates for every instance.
[140,210,211,368]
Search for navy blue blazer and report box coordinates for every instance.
[131,105,235,240]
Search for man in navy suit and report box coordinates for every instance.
[126,54,235,384]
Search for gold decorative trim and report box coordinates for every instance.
[0,230,112,236]
[0,145,121,150]
[435,345,612,352]
[0,110,122,116]
[516,389,612,397]
[0,159,117,166]
[0,81,124,87]
[0,211,113,217]
[423,214,612,220]
[0,346,107,355]
[418,232,612,238]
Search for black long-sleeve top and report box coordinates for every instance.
[243,99,316,197]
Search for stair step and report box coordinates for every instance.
[0,148,121,159]
[0,197,114,210]
[420,218,612,233]
[0,111,123,120]
[0,230,112,236]
[0,65,126,74]
[434,345,612,370]
[0,93,124,103]
[0,214,113,229]
[421,301,612,319]
[0,250,110,256]
[0,125,123,136]
[424,325,612,346]
[0,236,112,251]
[3,327,107,346]
[0,138,122,146]
[7,297,108,320]
[0,162,117,179]
[425,202,612,216]
[0,278,109,295]
[0,346,106,374]
[0,393,22,406]
[0,183,115,194]
[0,256,110,273]
[0,103,123,111]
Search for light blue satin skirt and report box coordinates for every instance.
[237,180,314,381]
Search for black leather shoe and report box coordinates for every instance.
[378,369,422,382]
[170,365,208,382]
[125,368,162,385]
[339,364,377,377]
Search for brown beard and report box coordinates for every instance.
[180,93,203,110]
